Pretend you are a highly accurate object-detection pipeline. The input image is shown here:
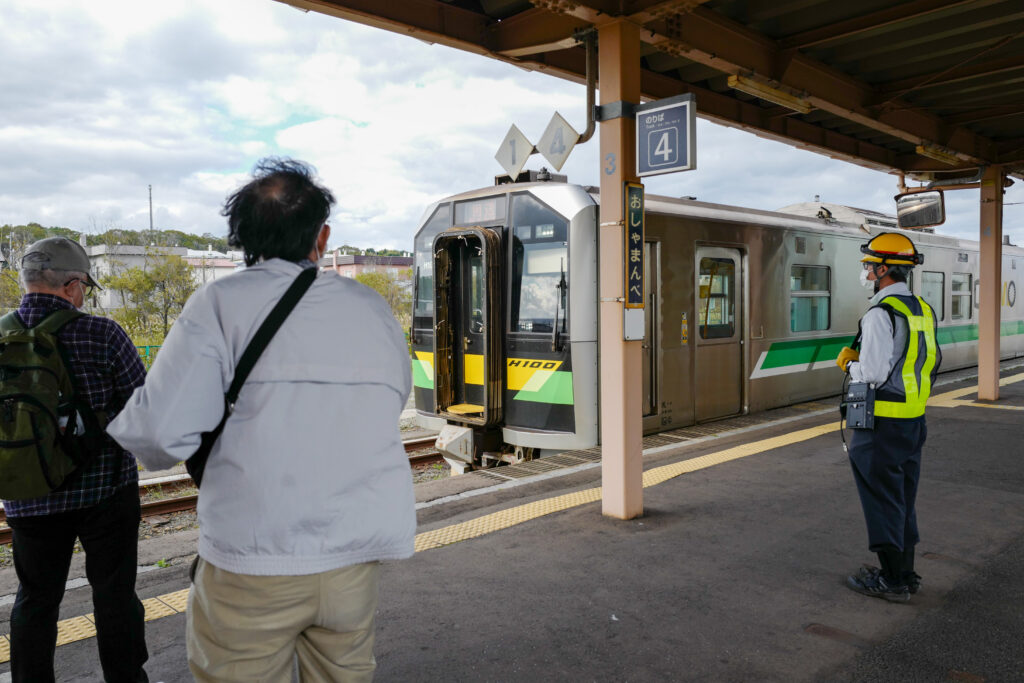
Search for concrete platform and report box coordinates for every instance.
[2,362,1022,682]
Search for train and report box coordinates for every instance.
[409,173,1024,472]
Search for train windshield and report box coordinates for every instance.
[510,194,568,334]
[413,203,451,329]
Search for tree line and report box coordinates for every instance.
[1,223,412,350]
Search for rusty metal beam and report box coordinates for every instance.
[488,8,585,57]
[777,0,980,50]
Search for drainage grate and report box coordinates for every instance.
[543,454,590,467]
[642,435,685,448]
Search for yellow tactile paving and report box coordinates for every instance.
[55,615,97,649]
[929,371,1024,408]
[142,596,178,621]
[158,588,190,612]
[0,635,9,662]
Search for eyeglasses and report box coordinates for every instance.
[64,278,96,297]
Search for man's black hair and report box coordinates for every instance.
[871,262,910,284]
[223,158,335,267]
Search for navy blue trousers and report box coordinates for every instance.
[7,485,149,683]
[848,416,926,552]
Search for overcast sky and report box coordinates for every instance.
[2,0,1021,250]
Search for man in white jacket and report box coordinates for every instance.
[108,158,416,682]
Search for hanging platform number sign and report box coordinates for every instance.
[635,93,696,177]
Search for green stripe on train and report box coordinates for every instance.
[513,371,574,405]
[412,359,434,390]
[410,360,574,405]
[762,321,1024,370]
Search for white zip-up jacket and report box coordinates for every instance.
[108,259,416,575]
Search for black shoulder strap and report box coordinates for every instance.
[187,267,317,486]
[225,267,317,407]
[33,309,85,336]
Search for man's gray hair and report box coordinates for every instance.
[21,268,87,291]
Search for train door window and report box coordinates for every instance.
[952,272,972,320]
[510,194,569,334]
[698,257,735,338]
[413,204,451,329]
[921,271,945,321]
[789,265,830,332]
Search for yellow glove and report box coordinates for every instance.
[836,346,859,372]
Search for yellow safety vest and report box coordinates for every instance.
[873,295,940,419]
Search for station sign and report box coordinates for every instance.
[624,182,644,309]
[537,112,579,172]
[495,124,533,180]
[635,93,696,177]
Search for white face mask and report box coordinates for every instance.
[859,268,876,291]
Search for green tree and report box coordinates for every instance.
[355,268,412,328]
[101,252,197,344]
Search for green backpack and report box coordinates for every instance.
[0,310,104,500]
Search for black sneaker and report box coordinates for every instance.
[859,565,922,595]
[846,568,911,603]
[904,571,922,595]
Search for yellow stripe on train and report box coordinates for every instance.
[419,353,562,388]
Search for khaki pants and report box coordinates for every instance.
[187,559,380,683]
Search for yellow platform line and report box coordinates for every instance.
[0,589,192,663]
[929,371,1024,408]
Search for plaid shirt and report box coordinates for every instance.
[3,294,146,518]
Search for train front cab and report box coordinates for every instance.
[411,183,599,472]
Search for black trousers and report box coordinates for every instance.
[848,415,926,553]
[7,485,149,683]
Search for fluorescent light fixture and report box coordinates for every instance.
[915,144,961,166]
[727,74,812,114]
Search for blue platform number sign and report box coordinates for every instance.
[624,182,645,309]
[635,93,696,177]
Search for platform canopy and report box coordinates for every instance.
[277,0,1024,182]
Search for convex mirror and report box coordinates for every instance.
[895,190,945,229]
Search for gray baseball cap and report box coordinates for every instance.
[21,237,102,289]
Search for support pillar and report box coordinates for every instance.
[978,165,1004,400]
[598,20,643,520]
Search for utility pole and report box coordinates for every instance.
[149,185,154,232]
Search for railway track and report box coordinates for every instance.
[0,436,441,545]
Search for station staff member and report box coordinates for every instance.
[109,158,416,682]
[835,232,941,603]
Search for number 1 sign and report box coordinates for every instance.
[635,94,696,177]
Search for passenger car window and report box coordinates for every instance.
[698,257,735,339]
[920,271,944,321]
[951,272,972,320]
[790,265,830,332]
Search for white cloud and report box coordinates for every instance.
[0,0,1020,253]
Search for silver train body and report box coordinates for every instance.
[410,178,1024,469]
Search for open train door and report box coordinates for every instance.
[432,227,504,434]
[694,246,743,421]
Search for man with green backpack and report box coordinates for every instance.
[0,237,150,682]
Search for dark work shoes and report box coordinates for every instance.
[858,564,922,594]
[846,567,911,603]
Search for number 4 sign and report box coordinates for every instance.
[635,94,696,177]
[538,112,579,172]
